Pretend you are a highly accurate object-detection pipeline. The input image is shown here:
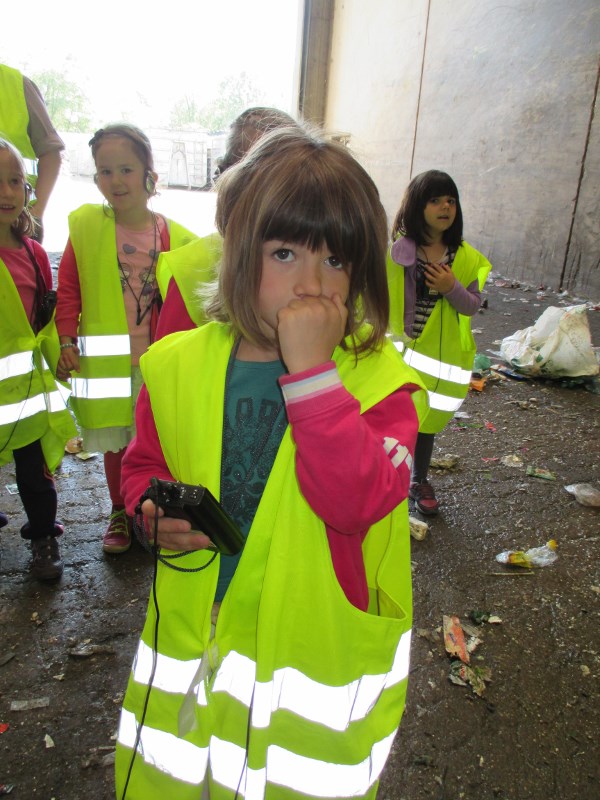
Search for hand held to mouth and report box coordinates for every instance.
[277,293,348,374]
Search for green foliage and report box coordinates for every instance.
[31,70,92,133]
[169,73,261,133]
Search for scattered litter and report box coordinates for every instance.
[443,615,470,664]
[10,697,50,711]
[409,516,428,541]
[0,785,15,795]
[500,455,524,468]
[481,456,499,463]
[484,421,496,432]
[564,483,600,508]
[469,377,487,391]
[52,673,65,681]
[526,465,556,481]
[5,484,18,495]
[430,454,459,470]
[453,411,471,419]
[449,661,492,697]
[469,611,502,625]
[581,665,591,677]
[81,746,116,769]
[0,723,8,735]
[75,451,99,461]
[491,366,531,381]
[500,305,599,378]
[472,354,492,374]
[65,436,84,454]
[44,734,55,749]
[68,642,116,658]
[496,539,558,569]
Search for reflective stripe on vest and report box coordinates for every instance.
[78,334,130,358]
[118,710,397,799]
[0,351,35,381]
[116,323,427,799]
[129,630,411,732]
[404,348,472,385]
[71,377,132,400]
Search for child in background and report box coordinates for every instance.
[155,106,298,337]
[55,124,197,554]
[0,139,76,580]
[387,170,491,515]
[115,127,427,798]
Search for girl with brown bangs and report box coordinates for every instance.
[117,127,426,799]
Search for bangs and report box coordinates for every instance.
[259,169,367,264]
[425,174,459,201]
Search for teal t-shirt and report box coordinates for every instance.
[217,356,288,599]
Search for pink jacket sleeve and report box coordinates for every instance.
[280,361,420,610]
[55,239,82,340]
[156,278,196,339]
[121,384,174,515]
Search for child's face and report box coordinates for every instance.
[94,136,149,216]
[257,239,350,343]
[0,150,26,229]
[424,195,456,240]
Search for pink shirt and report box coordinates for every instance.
[0,238,52,321]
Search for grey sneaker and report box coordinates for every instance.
[30,536,63,581]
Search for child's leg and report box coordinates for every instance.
[14,440,63,580]
[15,440,58,536]
[409,432,439,515]
[411,432,435,483]
[102,448,132,553]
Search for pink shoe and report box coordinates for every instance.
[409,481,439,516]
[102,506,132,553]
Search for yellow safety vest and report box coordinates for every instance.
[387,239,491,433]
[156,234,222,326]
[116,322,428,799]
[67,204,197,429]
[0,64,36,160]
[0,256,76,471]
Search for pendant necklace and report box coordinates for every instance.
[118,212,159,326]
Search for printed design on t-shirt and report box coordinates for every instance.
[118,242,158,312]
[221,397,287,529]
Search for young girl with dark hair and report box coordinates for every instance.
[115,126,426,799]
[0,138,76,580]
[55,124,197,554]
[388,169,491,515]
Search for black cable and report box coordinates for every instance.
[120,477,217,797]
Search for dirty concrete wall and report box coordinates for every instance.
[325,0,600,297]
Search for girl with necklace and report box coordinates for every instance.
[55,124,197,554]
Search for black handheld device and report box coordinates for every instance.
[143,478,245,556]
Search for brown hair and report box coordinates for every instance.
[0,138,36,239]
[89,123,155,173]
[215,107,299,177]
[206,126,390,355]
[392,169,463,248]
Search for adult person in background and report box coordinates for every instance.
[154,107,298,337]
[0,63,64,244]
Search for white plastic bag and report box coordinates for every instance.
[500,304,599,377]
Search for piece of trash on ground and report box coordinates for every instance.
[5,484,18,495]
[0,785,15,795]
[44,734,55,749]
[75,451,99,461]
[68,642,116,658]
[65,436,84,454]
[469,610,502,626]
[564,483,600,508]
[409,516,428,541]
[496,539,558,569]
[10,697,50,712]
[526,465,556,480]
[443,615,470,663]
[0,723,9,735]
[485,421,497,432]
[469,377,487,391]
[430,454,459,470]
[501,455,524,467]
[449,661,492,697]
